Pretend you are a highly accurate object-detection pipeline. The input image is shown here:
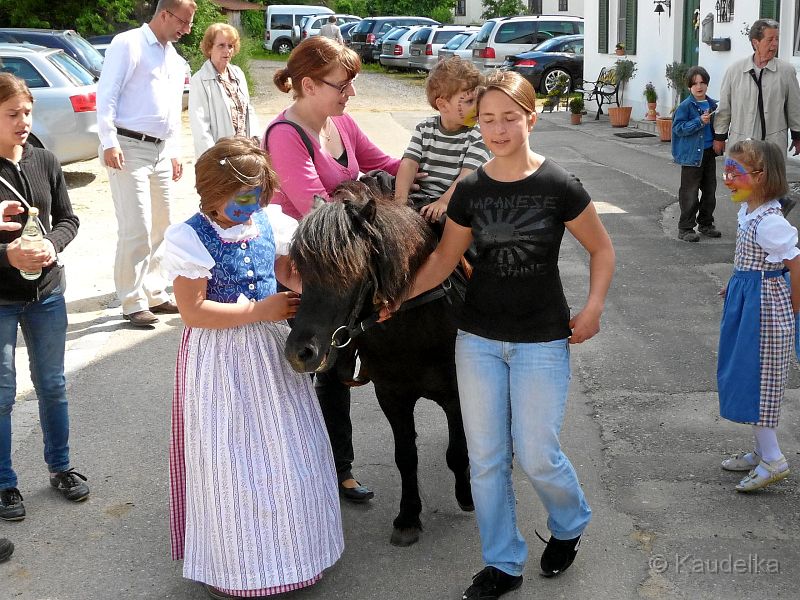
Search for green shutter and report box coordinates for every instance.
[599,0,609,54]
[759,0,781,19]
[625,0,637,54]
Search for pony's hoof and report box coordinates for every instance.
[458,500,475,512]
[390,527,421,547]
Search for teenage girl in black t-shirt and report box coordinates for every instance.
[386,71,615,599]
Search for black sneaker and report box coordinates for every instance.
[698,225,722,238]
[0,538,13,562]
[49,469,89,502]
[462,566,523,600]
[539,532,581,578]
[0,487,25,521]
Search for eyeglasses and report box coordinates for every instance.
[319,78,354,94]
[722,169,762,181]
[166,9,194,28]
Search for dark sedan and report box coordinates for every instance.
[503,34,583,95]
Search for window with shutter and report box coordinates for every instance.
[599,0,609,53]
[624,0,637,54]
[759,0,781,19]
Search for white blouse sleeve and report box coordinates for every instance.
[756,214,800,263]
[265,204,298,256]
[161,222,216,281]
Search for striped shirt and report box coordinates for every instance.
[403,116,491,203]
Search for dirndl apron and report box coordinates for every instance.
[717,207,794,427]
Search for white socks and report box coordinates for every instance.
[752,426,784,478]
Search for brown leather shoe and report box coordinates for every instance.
[123,310,159,326]
[150,300,179,314]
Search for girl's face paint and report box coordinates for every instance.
[723,158,756,203]
[455,90,478,127]
[223,186,262,223]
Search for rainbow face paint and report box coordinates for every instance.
[223,186,262,223]
[456,90,478,127]
[723,158,755,203]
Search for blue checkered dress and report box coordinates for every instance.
[718,205,794,427]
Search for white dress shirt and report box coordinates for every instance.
[96,24,186,158]
[738,199,800,263]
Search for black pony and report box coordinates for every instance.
[284,180,472,547]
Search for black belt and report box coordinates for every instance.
[116,127,164,144]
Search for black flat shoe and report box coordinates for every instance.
[538,531,581,578]
[338,480,374,503]
[0,538,13,562]
[0,488,25,521]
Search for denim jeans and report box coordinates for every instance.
[0,291,70,489]
[455,331,591,576]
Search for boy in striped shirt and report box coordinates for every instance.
[395,57,491,225]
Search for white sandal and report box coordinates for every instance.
[721,450,760,472]
[735,456,789,492]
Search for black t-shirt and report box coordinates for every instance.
[447,159,591,342]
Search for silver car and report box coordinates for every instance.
[0,43,98,164]
[378,26,423,71]
[407,25,469,72]
[436,30,479,63]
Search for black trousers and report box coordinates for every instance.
[314,369,354,482]
[678,147,717,232]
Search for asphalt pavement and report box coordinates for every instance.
[2,106,800,600]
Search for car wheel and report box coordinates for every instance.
[541,68,572,95]
[275,39,293,55]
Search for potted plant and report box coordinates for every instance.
[657,61,690,142]
[643,82,658,121]
[542,74,570,112]
[615,42,625,56]
[568,94,584,125]
[608,58,637,127]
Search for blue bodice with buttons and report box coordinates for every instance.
[185,211,276,303]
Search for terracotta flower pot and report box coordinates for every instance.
[570,113,582,125]
[656,116,672,142]
[645,101,657,121]
[608,106,632,128]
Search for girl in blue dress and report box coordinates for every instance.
[164,137,343,598]
[718,139,800,492]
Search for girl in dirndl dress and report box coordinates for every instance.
[717,139,800,493]
[164,137,343,599]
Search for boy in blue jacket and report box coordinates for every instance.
[672,66,720,242]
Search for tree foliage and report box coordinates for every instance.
[481,0,525,19]
[0,0,139,35]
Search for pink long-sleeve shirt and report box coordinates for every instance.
[264,111,400,219]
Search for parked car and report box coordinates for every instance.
[349,16,440,62]
[471,15,584,70]
[407,25,468,72]
[0,28,103,78]
[436,29,479,63]
[0,43,98,164]
[90,35,190,109]
[299,13,361,41]
[503,34,584,94]
[263,4,331,54]
[340,21,359,45]
[378,26,424,70]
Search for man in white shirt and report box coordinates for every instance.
[97,0,196,326]
[319,16,343,44]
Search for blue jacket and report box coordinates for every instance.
[671,95,718,167]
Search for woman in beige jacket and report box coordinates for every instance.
[189,23,259,158]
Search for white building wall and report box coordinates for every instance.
[584,1,799,122]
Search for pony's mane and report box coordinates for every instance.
[289,180,437,304]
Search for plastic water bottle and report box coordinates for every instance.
[19,207,43,281]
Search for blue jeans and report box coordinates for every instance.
[0,291,70,490]
[455,331,591,577]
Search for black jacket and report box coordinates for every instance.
[0,144,79,302]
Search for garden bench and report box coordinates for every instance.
[577,67,621,120]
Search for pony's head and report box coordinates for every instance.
[285,179,436,373]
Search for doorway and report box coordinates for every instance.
[682,0,701,66]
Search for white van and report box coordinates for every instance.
[263,4,332,54]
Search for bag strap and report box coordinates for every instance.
[264,120,315,162]
[0,172,46,232]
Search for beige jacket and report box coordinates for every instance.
[189,60,260,158]
[714,55,800,151]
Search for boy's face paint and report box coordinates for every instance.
[455,90,478,126]
[223,186,262,223]
[723,158,755,203]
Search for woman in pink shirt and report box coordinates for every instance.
[264,36,401,502]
